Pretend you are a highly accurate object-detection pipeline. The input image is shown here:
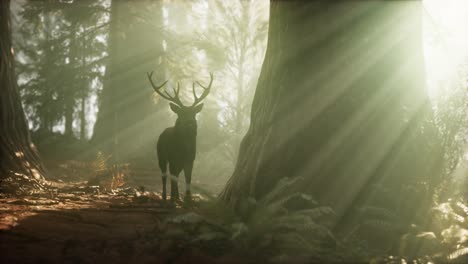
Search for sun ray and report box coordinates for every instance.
[423,0,468,99]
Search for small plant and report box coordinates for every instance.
[110,164,129,190]
[434,199,468,262]
[92,151,110,175]
[229,177,338,261]
[88,152,129,192]
[362,197,468,263]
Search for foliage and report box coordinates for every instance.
[30,130,94,160]
[364,199,468,263]
[88,151,129,192]
[343,184,468,263]
[14,0,108,137]
[432,199,468,262]
[226,177,343,262]
[434,61,468,202]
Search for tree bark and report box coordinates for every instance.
[92,0,166,163]
[1,0,45,192]
[92,0,120,158]
[64,20,79,137]
[79,34,88,141]
[80,96,86,140]
[221,0,442,219]
[40,0,54,133]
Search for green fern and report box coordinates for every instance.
[358,206,398,222]
[296,207,335,221]
[271,214,317,231]
[448,247,468,261]
[456,202,468,215]
[362,219,399,232]
[230,177,337,260]
[273,232,318,252]
[260,177,305,205]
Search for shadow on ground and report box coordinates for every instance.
[0,189,246,264]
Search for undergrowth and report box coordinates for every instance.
[194,177,467,263]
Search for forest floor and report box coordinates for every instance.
[0,160,248,264]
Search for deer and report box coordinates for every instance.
[147,72,213,201]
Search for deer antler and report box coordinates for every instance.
[147,71,185,107]
[192,72,213,106]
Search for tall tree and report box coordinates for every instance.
[16,1,66,133]
[200,0,268,159]
[15,0,107,139]
[61,0,107,138]
[221,0,443,225]
[0,0,45,192]
[92,0,167,163]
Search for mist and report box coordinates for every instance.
[1,1,467,263]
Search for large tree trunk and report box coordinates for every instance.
[221,0,442,221]
[92,0,118,156]
[79,35,87,141]
[80,94,86,141]
[92,0,167,163]
[39,1,54,133]
[64,20,79,137]
[0,0,45,192]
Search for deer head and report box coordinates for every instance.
[147,72,213,135]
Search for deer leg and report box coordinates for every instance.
[161,172,167,200]
[172,174,180,200]
[169,166,181,201]
[184,162,193,199]
[158,158,168,200]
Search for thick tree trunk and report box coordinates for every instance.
[92,0,166,163]
[80,96,86,140]
[0,0,45,192]
[221,0,442,219]
[92,0,120,158]
[79,35,87,141]
[64,99,74,137]
[40,1,54,133]
[64,21,78,137]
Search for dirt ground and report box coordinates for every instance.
[0,190,250,263]
[0,160,246,264]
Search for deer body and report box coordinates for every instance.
[148,72,212,201]
[157,111,198,200]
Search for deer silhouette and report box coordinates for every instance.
[147,72,213,201]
